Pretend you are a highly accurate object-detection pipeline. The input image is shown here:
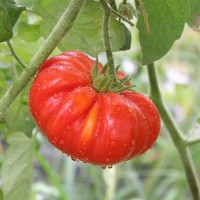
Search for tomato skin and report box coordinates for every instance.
[29,50,161,166]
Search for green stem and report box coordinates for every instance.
[35,151,68,200]
[108,0,117,11]
[186,137,200,146]
[0,0,86,121]
[7,40,26,68]
[111,9,134,26]
[147,63,200,200]
[99,0,117,81]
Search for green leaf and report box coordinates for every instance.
[1,132,34,200]
[137,0,190,65]
[0,0,25,42]
[187,0,200,31]
[17,22,41,42]
[5,86,36,137]
[33,0,131,56]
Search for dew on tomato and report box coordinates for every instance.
[29,50,161,166]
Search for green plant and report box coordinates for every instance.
[0,0,200,200]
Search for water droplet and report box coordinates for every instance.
[111,141,115,147]
[112,101,117,106]
[79,150,82,154]
[58,80,62,85]
[85,157,89,162]
[53,93,60,99]
[101,166,106,169]
[71,157,77,161]
[108,165,113,169]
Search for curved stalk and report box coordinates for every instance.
[108,0,117,11]
[7,40,26,68]
[186,136,200,146]
[99,0,117,81]
[111,9,134,26]
[147,63,200,200]
[0,0,86,121]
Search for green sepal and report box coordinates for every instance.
[120,74,134,84]
[92,57,99,80]
[101,64,109,74]
[93,74,113,93]
[92,56,135,93]
[110,84,135,93]
[115,65,120,73]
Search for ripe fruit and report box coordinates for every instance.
[29,50,160,167]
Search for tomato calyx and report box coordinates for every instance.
[92,58,135,93]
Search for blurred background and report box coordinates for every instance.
[0,3,200,200]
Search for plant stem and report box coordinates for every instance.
[147,63,200,200]
[35,151,68,200]
[111,9,134,26]
[0,0,86,121]
[7,40,26,68]
[99,0,117,81]
[186,136,200,146]
[108,0,117,11]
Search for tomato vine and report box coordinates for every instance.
[0,0,86,121]
[0,0,200,200]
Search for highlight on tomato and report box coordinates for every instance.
[29,50,161,167]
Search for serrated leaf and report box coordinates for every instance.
[33,0,131,56]
[5,86,36,137]
[17,22,41,42]
[137,0,190,65]
[1,132,34,200]
[187,0,200,31]
[0,0,25,42]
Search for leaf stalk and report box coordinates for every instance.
[147,63,200,200]
[0,0,86,121]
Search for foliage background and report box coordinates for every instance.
[0,0,200,200]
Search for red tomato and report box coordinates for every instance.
[29,50,160,167]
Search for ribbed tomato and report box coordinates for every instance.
[29,50,160,167]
